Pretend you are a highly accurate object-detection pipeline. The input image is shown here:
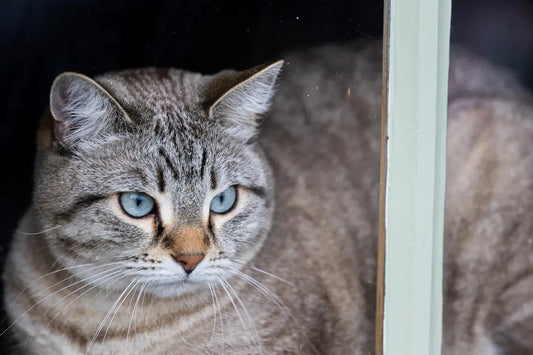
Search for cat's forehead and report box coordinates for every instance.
[95,67,207,120]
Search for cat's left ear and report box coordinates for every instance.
[207,60,283,141]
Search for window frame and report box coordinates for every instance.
[375,0,452,354]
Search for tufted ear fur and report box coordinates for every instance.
[207,60,283,141]
[50,72,132,152]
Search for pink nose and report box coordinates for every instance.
[173,254,205,273]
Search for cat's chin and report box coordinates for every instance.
[146,279,215,298]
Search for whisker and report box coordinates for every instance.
[226,268,290,318]
[216,276,255,354]
[34,262,126,300]
[102,278,141,345]
[207,281,217,345]
[8,260,125,308]
[211,283,225,352]
[127,282,146,344]
[223,267,320,355]
[27,272,134,353]
[85,278,138,354]
[42,269,128,328]
[0,265,125,337]
[14,269,125,354]
[137,281,151,339]
[13,225,63,235]
[231,259,295,287]
[249,267,295,288]
[140,282,150,320]
[126,277,140,334]
[220,278,262,354]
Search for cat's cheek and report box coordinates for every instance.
[108,196,155,235]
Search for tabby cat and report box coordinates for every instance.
[2,42,532,354]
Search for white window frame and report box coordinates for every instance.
[375,0,451,354]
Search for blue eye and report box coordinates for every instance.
[119,192,155,218]
[210,186,237,214]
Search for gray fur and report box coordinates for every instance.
[3,42,533,354]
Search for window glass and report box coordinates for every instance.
[444,1,533,353]
[0,1,383,353]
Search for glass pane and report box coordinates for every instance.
[0,1,384,354]
[443,1,533,354]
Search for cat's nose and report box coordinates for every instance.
[173,254,205,273]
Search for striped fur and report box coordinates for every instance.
[3,42,533,354]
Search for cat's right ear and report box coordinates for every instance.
[206,60,283,142]
[49,72,131,152]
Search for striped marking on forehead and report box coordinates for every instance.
[158,137,210,183]
[200,149,207,179]
[210,170,217,190]
[159,148,179,181]
[157,167,166,192]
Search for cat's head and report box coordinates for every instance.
[34,61,282,297]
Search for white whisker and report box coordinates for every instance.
[9,260,124,307]
[85,278,139,354]
[102,278,141,345]
[13,225,63,235]
[137,281,151,339]
[207,281,217,345]
[231,259,295,287]
[223,267,320,355]
[43,269,128,328]
[16,269,125,354]
[124,280,139,334]
[211,283,225,352]
[216,276,256,354]
[127,282,146,344]
[225,267,293,321]
[221,277,262,354]
[250,267,295,288]
[0,265,125,337]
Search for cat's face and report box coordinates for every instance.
[34,63,281,297]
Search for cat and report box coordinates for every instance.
[2,41,532,354]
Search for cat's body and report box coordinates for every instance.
[3,42,532,354]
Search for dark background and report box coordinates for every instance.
[0,0,532,346]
